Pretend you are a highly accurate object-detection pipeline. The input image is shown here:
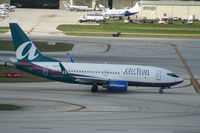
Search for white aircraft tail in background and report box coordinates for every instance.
[63,1,94,11]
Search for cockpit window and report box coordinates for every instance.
[167,73,179,78]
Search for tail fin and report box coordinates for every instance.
[129,2,140,13]
[63,1,71,8]
[9,23,59,62]
[133,2,140,12]
[99,4,107,13]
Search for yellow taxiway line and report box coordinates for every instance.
[11,99,32,104]
[171,44,200,93]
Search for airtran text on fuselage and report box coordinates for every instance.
[124,68,150,76]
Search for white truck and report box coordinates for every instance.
[0,10,8,18]
[79,14,105,23]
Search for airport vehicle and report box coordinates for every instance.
[79,14,105,23]
[158,20,164,24]
[0,4,15,12]
[63,1,93,11]
[0,10,8,18]
[99,2,140,19]
[187,19,193,24]
[9,23,183,93]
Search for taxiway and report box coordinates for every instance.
[0,37,200,133]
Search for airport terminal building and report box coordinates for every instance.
[1,0,200,19]
[140,1,200,20]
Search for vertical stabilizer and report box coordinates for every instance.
[63,1,71,9]
[9,23,59,62]
[99,4,107,13]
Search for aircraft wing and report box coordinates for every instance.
[70,73,109,83]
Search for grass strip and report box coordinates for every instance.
[0,40,74,51]
[0,27,9,33]
[67,32,200,39]
[0,65,52,82]
[57,20,200,38]
[0,104,21,110]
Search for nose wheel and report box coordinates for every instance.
[91,83,98,93]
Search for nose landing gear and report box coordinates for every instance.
[159,87,164,94]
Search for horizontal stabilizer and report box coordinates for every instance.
[9,57,17,63]
[67,53,75,63]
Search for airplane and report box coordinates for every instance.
[9,23,183,93]
[63,1,94,11]
[99,2,140,18]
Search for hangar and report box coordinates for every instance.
[0,0,136,9]
[1,0,200,20]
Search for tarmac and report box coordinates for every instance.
[0,8,200,133]
[0,8,97,36]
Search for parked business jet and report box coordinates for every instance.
[63,1,94,11]
[9,23,183,93]
[99,2,140,18]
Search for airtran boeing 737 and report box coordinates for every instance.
[9,23,183,93]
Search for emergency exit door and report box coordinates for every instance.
[43,66,48,76]
[156,70,161,80]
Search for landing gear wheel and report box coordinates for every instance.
[91,83,98,93]
[159,88,163,94]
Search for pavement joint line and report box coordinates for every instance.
[27,16,47,35]
[27,28,35,34]
[8,97,86,112]
[171,44,200,93]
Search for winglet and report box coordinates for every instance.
[67,53,75,63]
[59,63,66,72]
[59,63,70,75]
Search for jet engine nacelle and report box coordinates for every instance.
[107,81,128,91]
[124,11,131,16]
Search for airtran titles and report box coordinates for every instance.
[124,68,149,76]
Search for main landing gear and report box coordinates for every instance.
[159,87,164,94]
[91,83,98,93]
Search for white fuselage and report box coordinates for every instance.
[33,62,182,85]
[99,2,140,17]
[63,2,93,11]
